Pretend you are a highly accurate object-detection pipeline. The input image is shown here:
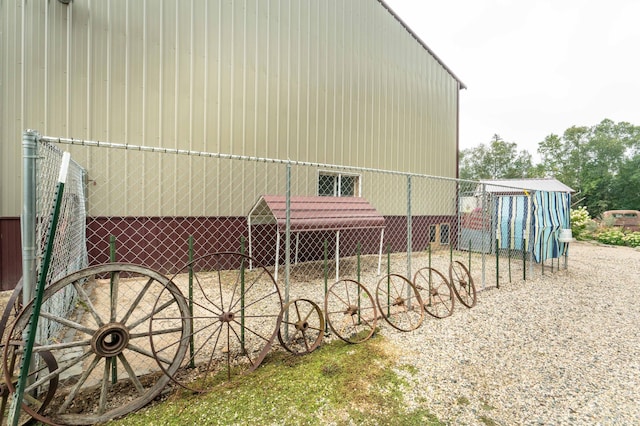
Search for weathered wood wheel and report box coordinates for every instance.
[375,274,424,332]
[413,267,455,319]
[0,279,59,426]
[324,279,377,344]
[150,252,283,392]
[2,263,191,425]
[449,261,477,308]
[277,298,324,355]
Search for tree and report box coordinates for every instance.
[535,119,640,216]
[460,134,537,180]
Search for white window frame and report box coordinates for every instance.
[317,171,361,197]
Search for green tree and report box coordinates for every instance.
[536,119,640,216]
[460,134,536,180]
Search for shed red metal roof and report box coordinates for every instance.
[249,195,385,232]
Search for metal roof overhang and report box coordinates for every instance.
[248,195,386,282]
[248,195,386,232]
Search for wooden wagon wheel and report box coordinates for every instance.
[375,274,424,332]
[150,252,283,392]
[413,267,455,319]
[1,279,59,426]
[449,261,477,308]
[324,279,377,344]
[277,298,324,355]
[2,263,191,425]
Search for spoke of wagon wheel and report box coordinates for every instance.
[58,354,102,413]
[120,277,155,324]
[38,311,97,336]
[73,279,105,328]
[127,298,177,331]
[127,342,172,365]
[98,357,111,415]
[117,353,145,393]
[24,349,94,394]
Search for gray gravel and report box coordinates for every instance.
[384,241,640,425]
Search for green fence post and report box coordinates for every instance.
[9,152,70,426]
[508,246,512,283]
[357,242,361,324]
[387,243,391,317]
[109,235,118,384]
[188,235,195,368]
[240,237,246,352]
[495,238,500,289]
[468,239,472,276]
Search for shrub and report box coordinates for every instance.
[596,229,626,246]
[622,232,640,248]
[571,206,592,239]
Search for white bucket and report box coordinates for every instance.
[558,229,574,243]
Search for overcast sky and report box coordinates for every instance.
[384,0,640,158]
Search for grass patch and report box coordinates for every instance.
[456,396,470,406]
[106,336,442,426]
[479,415,499,425]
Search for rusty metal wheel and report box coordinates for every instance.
[2,263,191,425]
[413,267,455,319]
[375,274,424,332]
[450,261,477,308]
[150,252,283,392]
[0,279,59,426]
[324,279,377,344]
[0,279,23,347]
[0,346,58,426]
[277,299,324,355]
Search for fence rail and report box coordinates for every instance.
[24,132,573,307]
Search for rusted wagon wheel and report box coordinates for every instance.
[0,279,59,426]
[0,279,24,346]
[277,298,324,355]
[324,279,377,344]
[150,252,283,392]
[2,263,191,425]
[375,274,424,332]
[413,267,455,319]
[449,261,477,308]
[0,346,59,426]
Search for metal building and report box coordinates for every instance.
[0,0,465,289]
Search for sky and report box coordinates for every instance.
[384,0,640,158]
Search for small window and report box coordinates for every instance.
[429,225,437,243]
[318,172,360,197]
[440,224,450,245]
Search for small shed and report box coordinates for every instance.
[462,179,574,263]
[248,196,386,281]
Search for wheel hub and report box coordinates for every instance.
[219,311,235,322]
[345,305,359,316]
[91,323,130,357]
[295,320,309,331]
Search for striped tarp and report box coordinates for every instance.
[532,191,571,263]
[494,191,570,262]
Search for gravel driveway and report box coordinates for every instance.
[387,241,640,425]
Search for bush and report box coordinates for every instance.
[596,229,626,246]
[622,232,640,248]
[571,206,592,239]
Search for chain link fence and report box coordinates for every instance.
[14,132,573,422]
[26,134,573,304]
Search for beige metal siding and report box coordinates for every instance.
[1,0,461,217]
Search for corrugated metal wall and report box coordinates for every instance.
[1,0,462,218]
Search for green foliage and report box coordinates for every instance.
[460,134,539,180]
[461,119,640,218]
[596,229,626,246]
[622,232,640,248]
